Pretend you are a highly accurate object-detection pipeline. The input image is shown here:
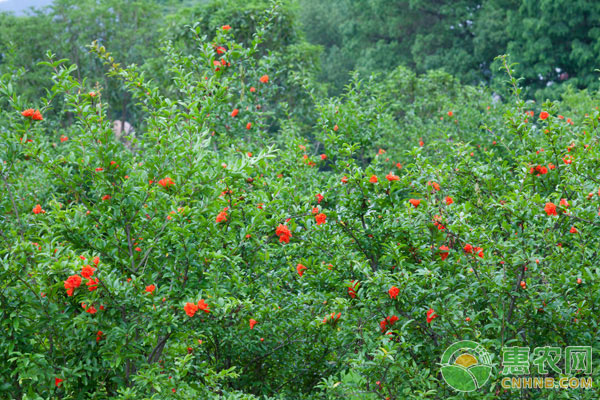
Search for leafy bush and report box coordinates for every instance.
[0,4,599,400]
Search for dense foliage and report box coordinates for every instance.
[1,1,599,399]
[298,0,600,98]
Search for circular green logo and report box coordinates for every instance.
[440,340,493,392]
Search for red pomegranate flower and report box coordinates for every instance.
[86,278,99,291]
[380,315,399,333]
[386,172,400,181]
[197,299,210,313]
[158,177,175,188]
[184,302,199,317]
[32,110,43,120]
[426,308,438,323]
[315,213,326,225]
[347,280,359,298]
[409,199,421,208]
[296,263,307,277]
[216,208,228,223]
[64,275,82,295]
[439,245,449,261]
[323,312,341,324]
[275,224,292,244]
[544,202,557,216]
[81,265,95,279]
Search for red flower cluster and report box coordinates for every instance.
[315,213,326,225]
[369,175,378,183]
[249,319,258,329]
[463,244,484,258]
[230,108,239,117]
[388,286,399,299]
[259,75,269,83]
[145,284,156,294]
[32,204,45,214]
[544,202,557,216]
[81,265,95,279]
[445,196,454,205]
[347,280,359,298]
[85,305,97,314]
[409,199,421,208]
[296,263,307,277]
[21,108,43,120]
[386,172,400,182]
[427,181,441,191]
[184,299,210,317]
[216,207,229,223]
[432,215,445,231]
[158,177,175,188]
[426,308,438,323]
[96,330,103,343]
[275,224,292,244]
[439,245,449,260]
[213,58,231,72]
[323,312,341,324]
[530,165,549,175]
[86,278,99,291]
[64,275,82,296]
[315,193,324,203]
[380,315,399,333]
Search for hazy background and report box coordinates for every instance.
[0,0,54,14]
[2,0,599,124]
